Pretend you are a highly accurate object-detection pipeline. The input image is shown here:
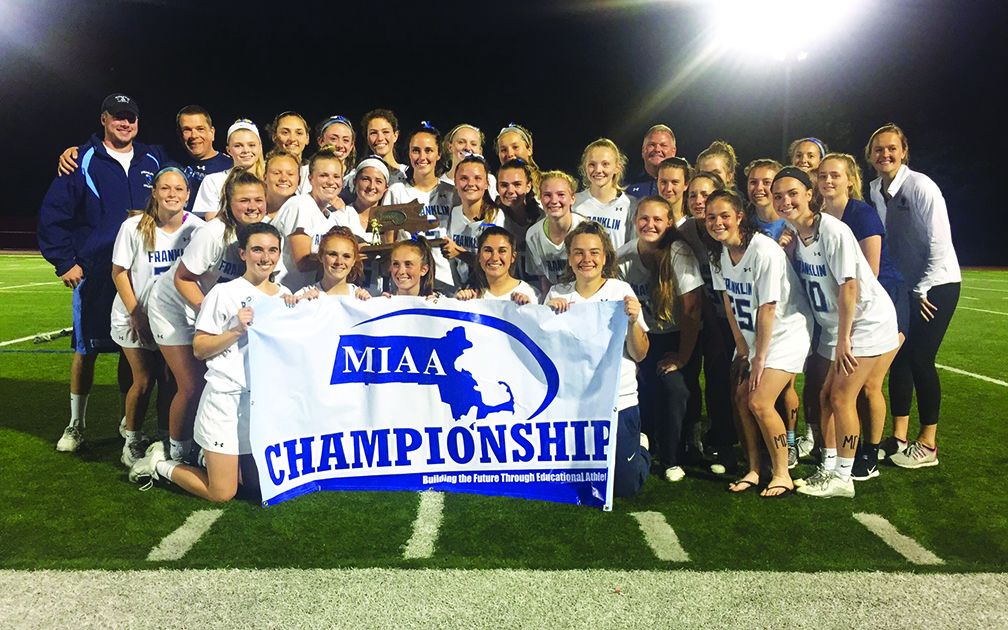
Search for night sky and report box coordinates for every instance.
[3,0,1004,264]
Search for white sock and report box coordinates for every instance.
[155,459,178,482]
[70,393,88,428]
[822,448,838,472]
[835,457,854,482]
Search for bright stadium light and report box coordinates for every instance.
[708,0,865,157]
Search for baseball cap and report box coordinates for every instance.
[101,93,139,118]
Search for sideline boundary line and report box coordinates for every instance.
[0,281,61,291]
[147,510,224,561]
[853,513,944,565]
[959,306,1008,316]
[936,363,1008,387]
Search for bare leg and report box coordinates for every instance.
[748,369,796,496]
[729,380,763,491]
[121,347,158,432]
[159,344,205,442]
[166,450,239,502]
[70,352,97,396]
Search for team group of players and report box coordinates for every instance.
[37,95,959,502]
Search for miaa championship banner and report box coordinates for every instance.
[247,297,627,510]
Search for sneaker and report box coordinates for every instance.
[119,416,128,439]
[787,445,798,469]
[851,457,880,481]
[879,436,907,460]
[890,441,938,469]
[710,449,738,475]
[129,441,166,483]
[121,439,146,468]
[796,471,855,498]
[56,424,83,452]
[795,435,815,458]
[794,465,831,488]
[640,432,650,453]
[664,466,686,482]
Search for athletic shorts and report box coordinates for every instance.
[111,317,158,351]
[147,280,197,347]
[72,276,118,354]
[193,387,251,456]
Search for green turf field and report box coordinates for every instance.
[2,254,1006,575]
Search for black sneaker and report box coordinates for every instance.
[851,457,879,481]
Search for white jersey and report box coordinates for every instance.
[524,213,587,286]
[294,282,363,298]
[617,238,703,333]
[793,213,899,360]
[270,193,338,292]
[179,218,246,294]
[330,205,371,242]
[481,280,540,302]
[573,190,636,250]
[385,181,456,293]
[448,204,506,289]
[297,163,311,195]
[110,213,204,344]
[711,233,812,373]
[191,169,230,219]
[195,276,291,393]
[546,279,648,411]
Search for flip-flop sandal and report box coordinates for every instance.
[761,485,795,498]
[727,479,758,493]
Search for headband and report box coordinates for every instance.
[320,115,352,134]
[772,166,813,190]
[356,156,391,181]
[497,123,532,148]
[154,166,189,188]
[227,119,260,140]
[797,137,827,159]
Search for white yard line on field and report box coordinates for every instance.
[962,286,1008,293]
[0,281,61,290]
[853,513,944,565]
[403,491,444,559]
[936,363,1008,387]
[958,306,1008,316]
[0,328,72,347]
[960,295,977,300]
[630,512,690,562]
[147,510,224,561]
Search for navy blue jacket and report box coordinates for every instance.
[37,135,169,276]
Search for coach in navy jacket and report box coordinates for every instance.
[38,93,169,453]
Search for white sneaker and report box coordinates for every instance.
[121,439,146,468]
[119,416,128,439]
[664,466,686,482]
[890,441,939,469]
[794,465,830,488]
[129,441,166,483]
[795,435,815,458]
[639,433,650,452]
[56,424,83,452]
[796,471,855,498]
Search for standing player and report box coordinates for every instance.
[111,168,204,465]
[270,146,347,292]
[573,138,635,249]
[130,223,291,501]
[866,124,960,468]
[705,190,812,497]
[788,137,828,179]
[267,111,312,194]
[525,171,587,298]
[496,158,542,284]
[39,93,168,452]
[384,123,457,295]
[440,123,498,201]
[442,155,505,291]
[496,123,541,192]
[656,157,692,227]
[696,141,740,197]
[771,167,899,497]
[546,221,651,498]
[618,196,703,482]
[146,168,267,463]
[192,120,264,219]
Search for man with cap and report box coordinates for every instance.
[626,125,678,199]
[38,93,169,452]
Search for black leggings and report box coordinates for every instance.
[888,282,960,425]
